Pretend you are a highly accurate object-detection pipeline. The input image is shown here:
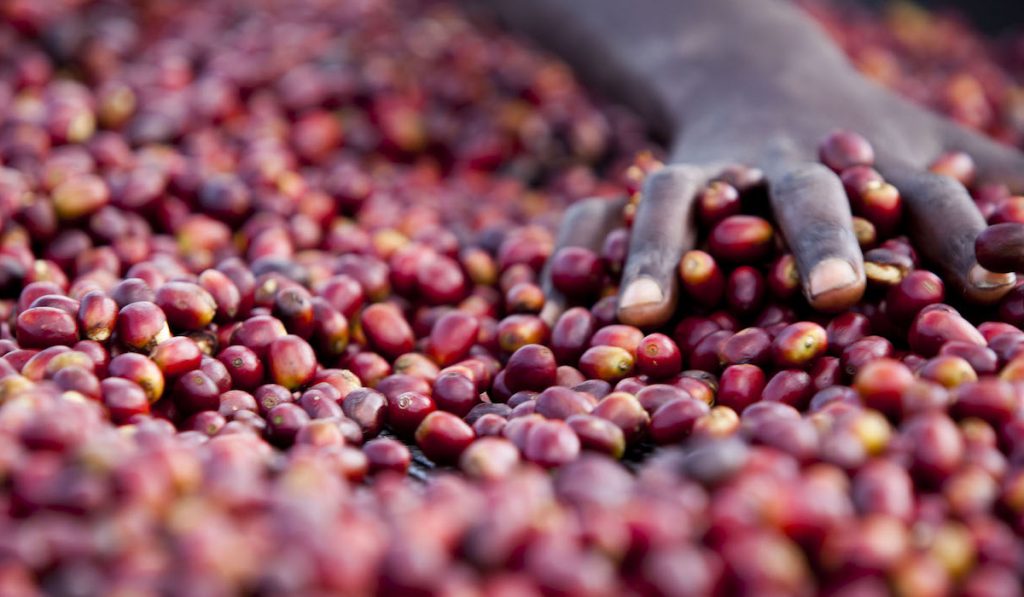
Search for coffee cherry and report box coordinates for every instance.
[708,216,774,263]
[772,322,828,369]
[155,281,217,331]
[504,344,557,393]
[16,306,78,348]
[549,247,605,299]
[819,130,875,171]
[635,333,682,379]
[267,335,316,390]
[415,411,475,465]
[579,346,634,383]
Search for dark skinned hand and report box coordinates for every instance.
[509,1,1024,328]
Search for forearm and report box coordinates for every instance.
[476,0,856,133]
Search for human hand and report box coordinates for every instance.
[542,47,1024,328]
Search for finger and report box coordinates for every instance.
[944,126,1024,191]
[618,164,707,328]
[879,165,1016,304]
[539,197,627,326]
[767,163,865,311]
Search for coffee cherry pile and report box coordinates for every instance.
[1,0,1024,595]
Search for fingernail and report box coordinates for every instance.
[620,276,664,310]
[539,302,561,326]
[807,258,858,299]
[969,264,1016,290]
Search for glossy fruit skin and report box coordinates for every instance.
[761,370,814,409]
[53,365,101,400]
[767,254,800,301]
[230,315,287,360]
[592,392,650,445]
[503,344,557,393]
[342,388,388,439]
[535,386,595,420]
[649,397,710,445]
[917,355,977,389]
[698,180,741,226]
[854,358,915,419]
[216,345,264,390]
[939,341,998,375]
[772,322,828,368]
[149,336,203,379]
[549,246,605,299]
[432,372,478,417]
[820,129,875,171]
[100,377,150,424]
[415,411,475,465]
[200,356,232,393]
[316,273,363,320]
[566,414,625,458]
[909,307,985,357]
[841,335,894,379]
[253,384,293,418]
[717,365,766,413]
[264,334,316,391]
[635,384,693,415]
[930,150,975,186]
[308,298,349,357]
[550,307,596,365]
[265,403,310,447]
[590,324,644,356]
[116,301,170,353]
[719,328,772,368]
[363,438,412,474]
[360,303,415,360]
[826,312,871,356]
[726,266,766,317]
[77,291,117,342]
[856,182,903,238]
[902,411,965,487]
[16,306,78,348]
[708,215,774,263]
[886,270,944,323]
[427,311,478,366]
[155,281,217,331]
[198,268,241,322]
[673,317,722,355]
[635,333,682,379]
[689,330,732,373]
[417,253,468,305]
[173,370,222,415]
[522,419,580,468]
[951,379,1016,426]
[107,353,164,403]
[459,437,520,480]
[679,250,725,307]
[272,286,315,338]
[578,345,634,383]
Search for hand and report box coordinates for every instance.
[542,23,1024,328]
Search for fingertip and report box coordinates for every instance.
[617,276,675,328]
[963,264,1016,304]
[804,257,866,312]
[539,299,564,328]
